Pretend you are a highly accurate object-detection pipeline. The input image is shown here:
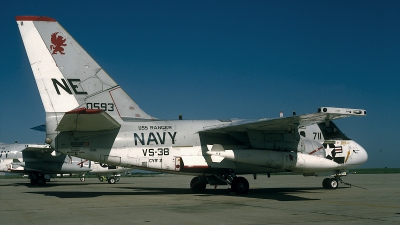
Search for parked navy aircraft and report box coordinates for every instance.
[16,16,368,194]
[0,142,132,185]
[30,124,133,184]
[0,142,90,185]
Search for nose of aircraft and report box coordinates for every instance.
[348,141,368,167]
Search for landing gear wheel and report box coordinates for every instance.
[322,178,330,189]
[108,177,116,184]
[322,178,339,189]
[37,177,46,186]
[190,176,206,192]
[329,178,339,189]
[231,177,249,195]
[99,177,104,182]
[30,179,38,185]
[80,176,85,182]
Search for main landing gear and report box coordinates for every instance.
[29,172,47,186]
[189,170,250,195]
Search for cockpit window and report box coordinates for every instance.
[317,121,351,140]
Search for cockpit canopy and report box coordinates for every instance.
[317,121,350,140]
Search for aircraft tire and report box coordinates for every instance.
[37,177,46,186]
[99,177,104,182]
[322,178,331,189]
[80,177,85,182]
[329,178,339,189]
[231,177,249,195]
[190,177,206,192]
[108,177,116,184]
[30,179,38,185]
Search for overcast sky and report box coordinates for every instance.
[1,1,399,168]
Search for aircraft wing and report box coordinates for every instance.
[202,107,366,133]
[56,108,121,132]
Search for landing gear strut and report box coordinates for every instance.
[219,170,249,194]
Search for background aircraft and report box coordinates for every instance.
[30,124,134,184]
[16,16,368,194]
[0,142,90,185]
[0,142,133,185]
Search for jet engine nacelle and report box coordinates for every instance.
[207,143,339,172]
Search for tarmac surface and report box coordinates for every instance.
[0,173,399,225]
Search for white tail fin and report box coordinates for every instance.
[16,16,153,121]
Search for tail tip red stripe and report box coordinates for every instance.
[16,16,56,22]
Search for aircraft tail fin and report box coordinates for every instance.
[16,16,153,122]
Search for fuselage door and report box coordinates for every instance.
[175,157,182,171]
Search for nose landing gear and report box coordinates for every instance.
[322,171,366,190]
[322,177,339,189]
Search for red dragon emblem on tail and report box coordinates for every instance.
[50,32,67,55]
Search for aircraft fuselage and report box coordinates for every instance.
[53,119,367,175]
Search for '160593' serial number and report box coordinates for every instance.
[86,103,114,111]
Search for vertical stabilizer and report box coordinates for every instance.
[16,16,153,121]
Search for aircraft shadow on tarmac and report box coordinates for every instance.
[10,181,93,188]
[23,184,330,201]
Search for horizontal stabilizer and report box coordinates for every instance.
[31,124,46,132]
[56,108,121,132]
